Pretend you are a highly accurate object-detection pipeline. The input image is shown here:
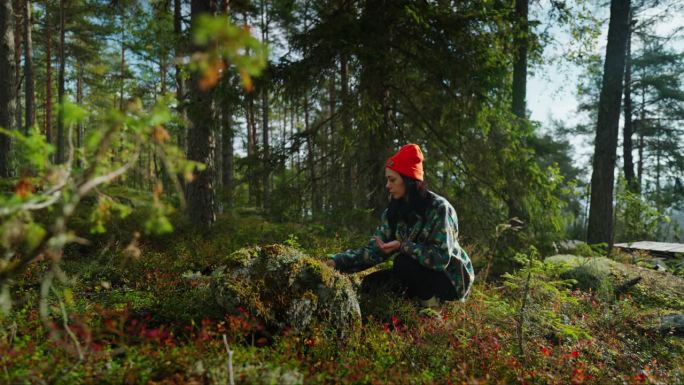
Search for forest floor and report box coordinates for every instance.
[2,208,684,384]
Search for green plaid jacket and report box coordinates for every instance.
[331,191,474,300]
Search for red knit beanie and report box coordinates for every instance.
[385,144,424,181]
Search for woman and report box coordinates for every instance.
[326,144,474,307]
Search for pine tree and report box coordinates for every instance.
[587,0,631,245]
[0,0,16,177]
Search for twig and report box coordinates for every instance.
[39,270,55,327]
[614,276,642,297]
[155,146,187,209]
[0,181,66,216]
[52,285,84,361]
[222,334,235,385]
[517,254,534,361]
[76,150,141,197]
[8,321,17,346]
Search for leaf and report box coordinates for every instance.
[14,178,33,199]
[144,215,173,235]
[153,126,171,143]
[61,101,88,127]
[25,223,46,252]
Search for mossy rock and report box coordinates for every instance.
[544,255,615,295]
[545,254,684,310]
[211,244,361,336]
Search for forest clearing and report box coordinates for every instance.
[1,0,684,383]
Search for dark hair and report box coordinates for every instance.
[386,174,433,240]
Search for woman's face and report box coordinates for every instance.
[385,168,406,200]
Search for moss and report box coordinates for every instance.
[211,244,360,336]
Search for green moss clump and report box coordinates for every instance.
[212,244,361,336]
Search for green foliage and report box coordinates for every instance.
[615,176,671,242]
[283,233,301,249]
[573,242,602,258]
[0,126,54,173]
[0,99,190,315]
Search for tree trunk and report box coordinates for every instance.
[289,100,294,170]
[637,77,645,188]
[637,130,644,189]
[160,53,166,95]
[655,119,661,204]
[0,0,16,177]
[55,0,65,164]
[13,0,22,135]
[260,0,269,210]
[505,0,529,222]
[359,0,395,218]
[305,93,317,219]
[622,11,635,191]
[511,0,528,119]
[214,104,222,213]
[23,0,34,132]
[587,0,631,246]
[119,11,125,112]
[76,59,82,149]
[340,53,353,210]
[185,0,217,229]
[221,103,234,208]
[261,86,269,209]
[174,0,185,151]
[327,72,336,214]
[246,96,253,203]
[44,0,52,145]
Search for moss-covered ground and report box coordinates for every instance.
[2,212,683,384]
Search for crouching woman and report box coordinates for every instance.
[326,144,474,307]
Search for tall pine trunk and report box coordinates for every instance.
[511,0,528,119]
[587,0,631,245]
[261,84,269,209]
[260,0,269,210]
[24,0,34,132]
[305,93,317,218]
[0,0,16,177]
[119,11,125,111]
[505,0,529,223]
[637,77,646,188]
[185,0,216,228]
[622,11,636,191]
[246,89,257,206]
[359,0,395,218]
[55,0,65,164]
[174,0,185,151]
[13,0,22,135]
[76,59,83,153]
[327,72,336,214]
[44,0,52,145]
[655,120,661,205]
[340,53,353,211]
[221,103,234,208]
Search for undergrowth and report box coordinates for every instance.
[1,213,683,384]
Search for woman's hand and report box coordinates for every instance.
[375,236,401,254]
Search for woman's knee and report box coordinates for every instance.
[393,252,417,274]
[360,269,399,295]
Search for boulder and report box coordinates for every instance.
[544,255,684,309]
[655,314,684,336]
[544,255,616,294]
[211,244,361,336]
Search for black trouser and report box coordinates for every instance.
[360,253,458,301]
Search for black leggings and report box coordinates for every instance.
[360,253,458,301]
